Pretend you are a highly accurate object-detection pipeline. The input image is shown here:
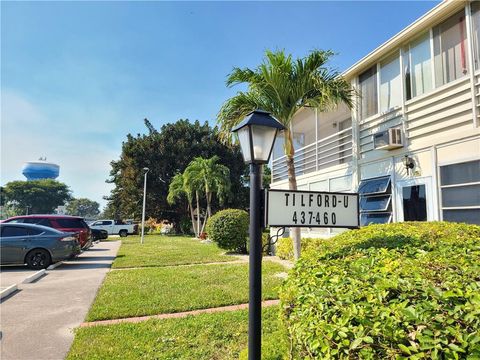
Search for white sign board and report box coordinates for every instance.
[266,190,359,228]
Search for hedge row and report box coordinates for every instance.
[280,222,480,359]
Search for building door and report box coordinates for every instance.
[395,177,434,222]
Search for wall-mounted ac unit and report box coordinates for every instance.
[373,128,403,150]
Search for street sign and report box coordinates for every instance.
[266,189,359,228]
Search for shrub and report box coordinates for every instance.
[179,217,193,235]
[276,237,319,260]
[280,222,480,359]
[206,209,249,253]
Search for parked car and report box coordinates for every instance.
[0,223,81,269]
[89,219,138,237]
[91,228,108,241]
[3,215,92,249]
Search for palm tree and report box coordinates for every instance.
[217,49,353,260]
[184,156,231,234]
[167,173,199,238]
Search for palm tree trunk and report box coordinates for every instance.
[285,130,301,260]
[196,191,201,238]
[206,192,212,218]
[188,202,198,238]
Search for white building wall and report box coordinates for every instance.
[271,0,480,237]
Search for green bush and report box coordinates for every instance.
[276,237,319,260]
[280,222,480,359]
[179,217,193,235]
[206,209,249,253]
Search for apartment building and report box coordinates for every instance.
[270,0,480,237]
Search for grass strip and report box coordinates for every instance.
[112,235,234,268]
[69,307,281,360]
[87,261,286,321]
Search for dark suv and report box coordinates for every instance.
[3,215,92,249]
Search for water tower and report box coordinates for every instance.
[22,157,60,181]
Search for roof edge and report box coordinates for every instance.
[342,0,468,79]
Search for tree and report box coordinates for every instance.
[183,156,231,236]
[2,179,72,214]
[167,173,199,237]
[66,198,100,218]
[105,119,248,230]
[217,49,353,260]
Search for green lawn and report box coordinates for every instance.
[87,261,286,321]
[112,235,235,268]
[68,307,282,360]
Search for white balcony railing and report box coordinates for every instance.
[272,127,353,182]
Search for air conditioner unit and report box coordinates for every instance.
[373,128,404,150]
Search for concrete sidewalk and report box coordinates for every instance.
[0,240,121,360]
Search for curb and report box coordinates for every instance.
[47,261,64,270]
[0,284,18,299]
[22,269,46,283]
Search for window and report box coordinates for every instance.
[440,160,480,225]
[404,33,433,100]
[402,185,427,221]
[55,218,87,228]
[433,10,469,86]
[359,66,378,119]
[23,218,54,227]
[358,176,391,195]
[358,176,392,226]
[379,54,402,112]
[360,195,391,212]
[1,226,29,237]
[28,228,44,236]
[471,1,480,69]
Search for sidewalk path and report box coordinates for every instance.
[0,241,121,360]
[80,299,280,327]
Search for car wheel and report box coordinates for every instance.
[25,249,51,270]
[119,230,128,237]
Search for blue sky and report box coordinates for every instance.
[1,1,438,209]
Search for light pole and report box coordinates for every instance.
[141,167,150,244]
[232,109,285,360]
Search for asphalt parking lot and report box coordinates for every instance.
[0,240,121,360]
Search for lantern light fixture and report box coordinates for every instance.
[232,109,286,164]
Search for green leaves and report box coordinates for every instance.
[217,49,353,148]
[279,222,480,359]
[2,179,71,214]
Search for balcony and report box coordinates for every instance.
[272,126,353,182]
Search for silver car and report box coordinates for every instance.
[0,223,81,269]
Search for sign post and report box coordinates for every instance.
[266,190,359,229]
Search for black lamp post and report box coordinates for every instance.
[232,109,285,360]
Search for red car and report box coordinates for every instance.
[3,215,92,249]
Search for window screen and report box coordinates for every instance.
[358,176,391,195]
[359,195,391,212]
[360,213,392,226]
[359,66,378,119]
[440,160,480,225]
[433,10,469,86]
[358,176,392,226]
[404,33,433,100]
[440,160,480,185]
[472,1,480,70]
[379,54,401,112]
